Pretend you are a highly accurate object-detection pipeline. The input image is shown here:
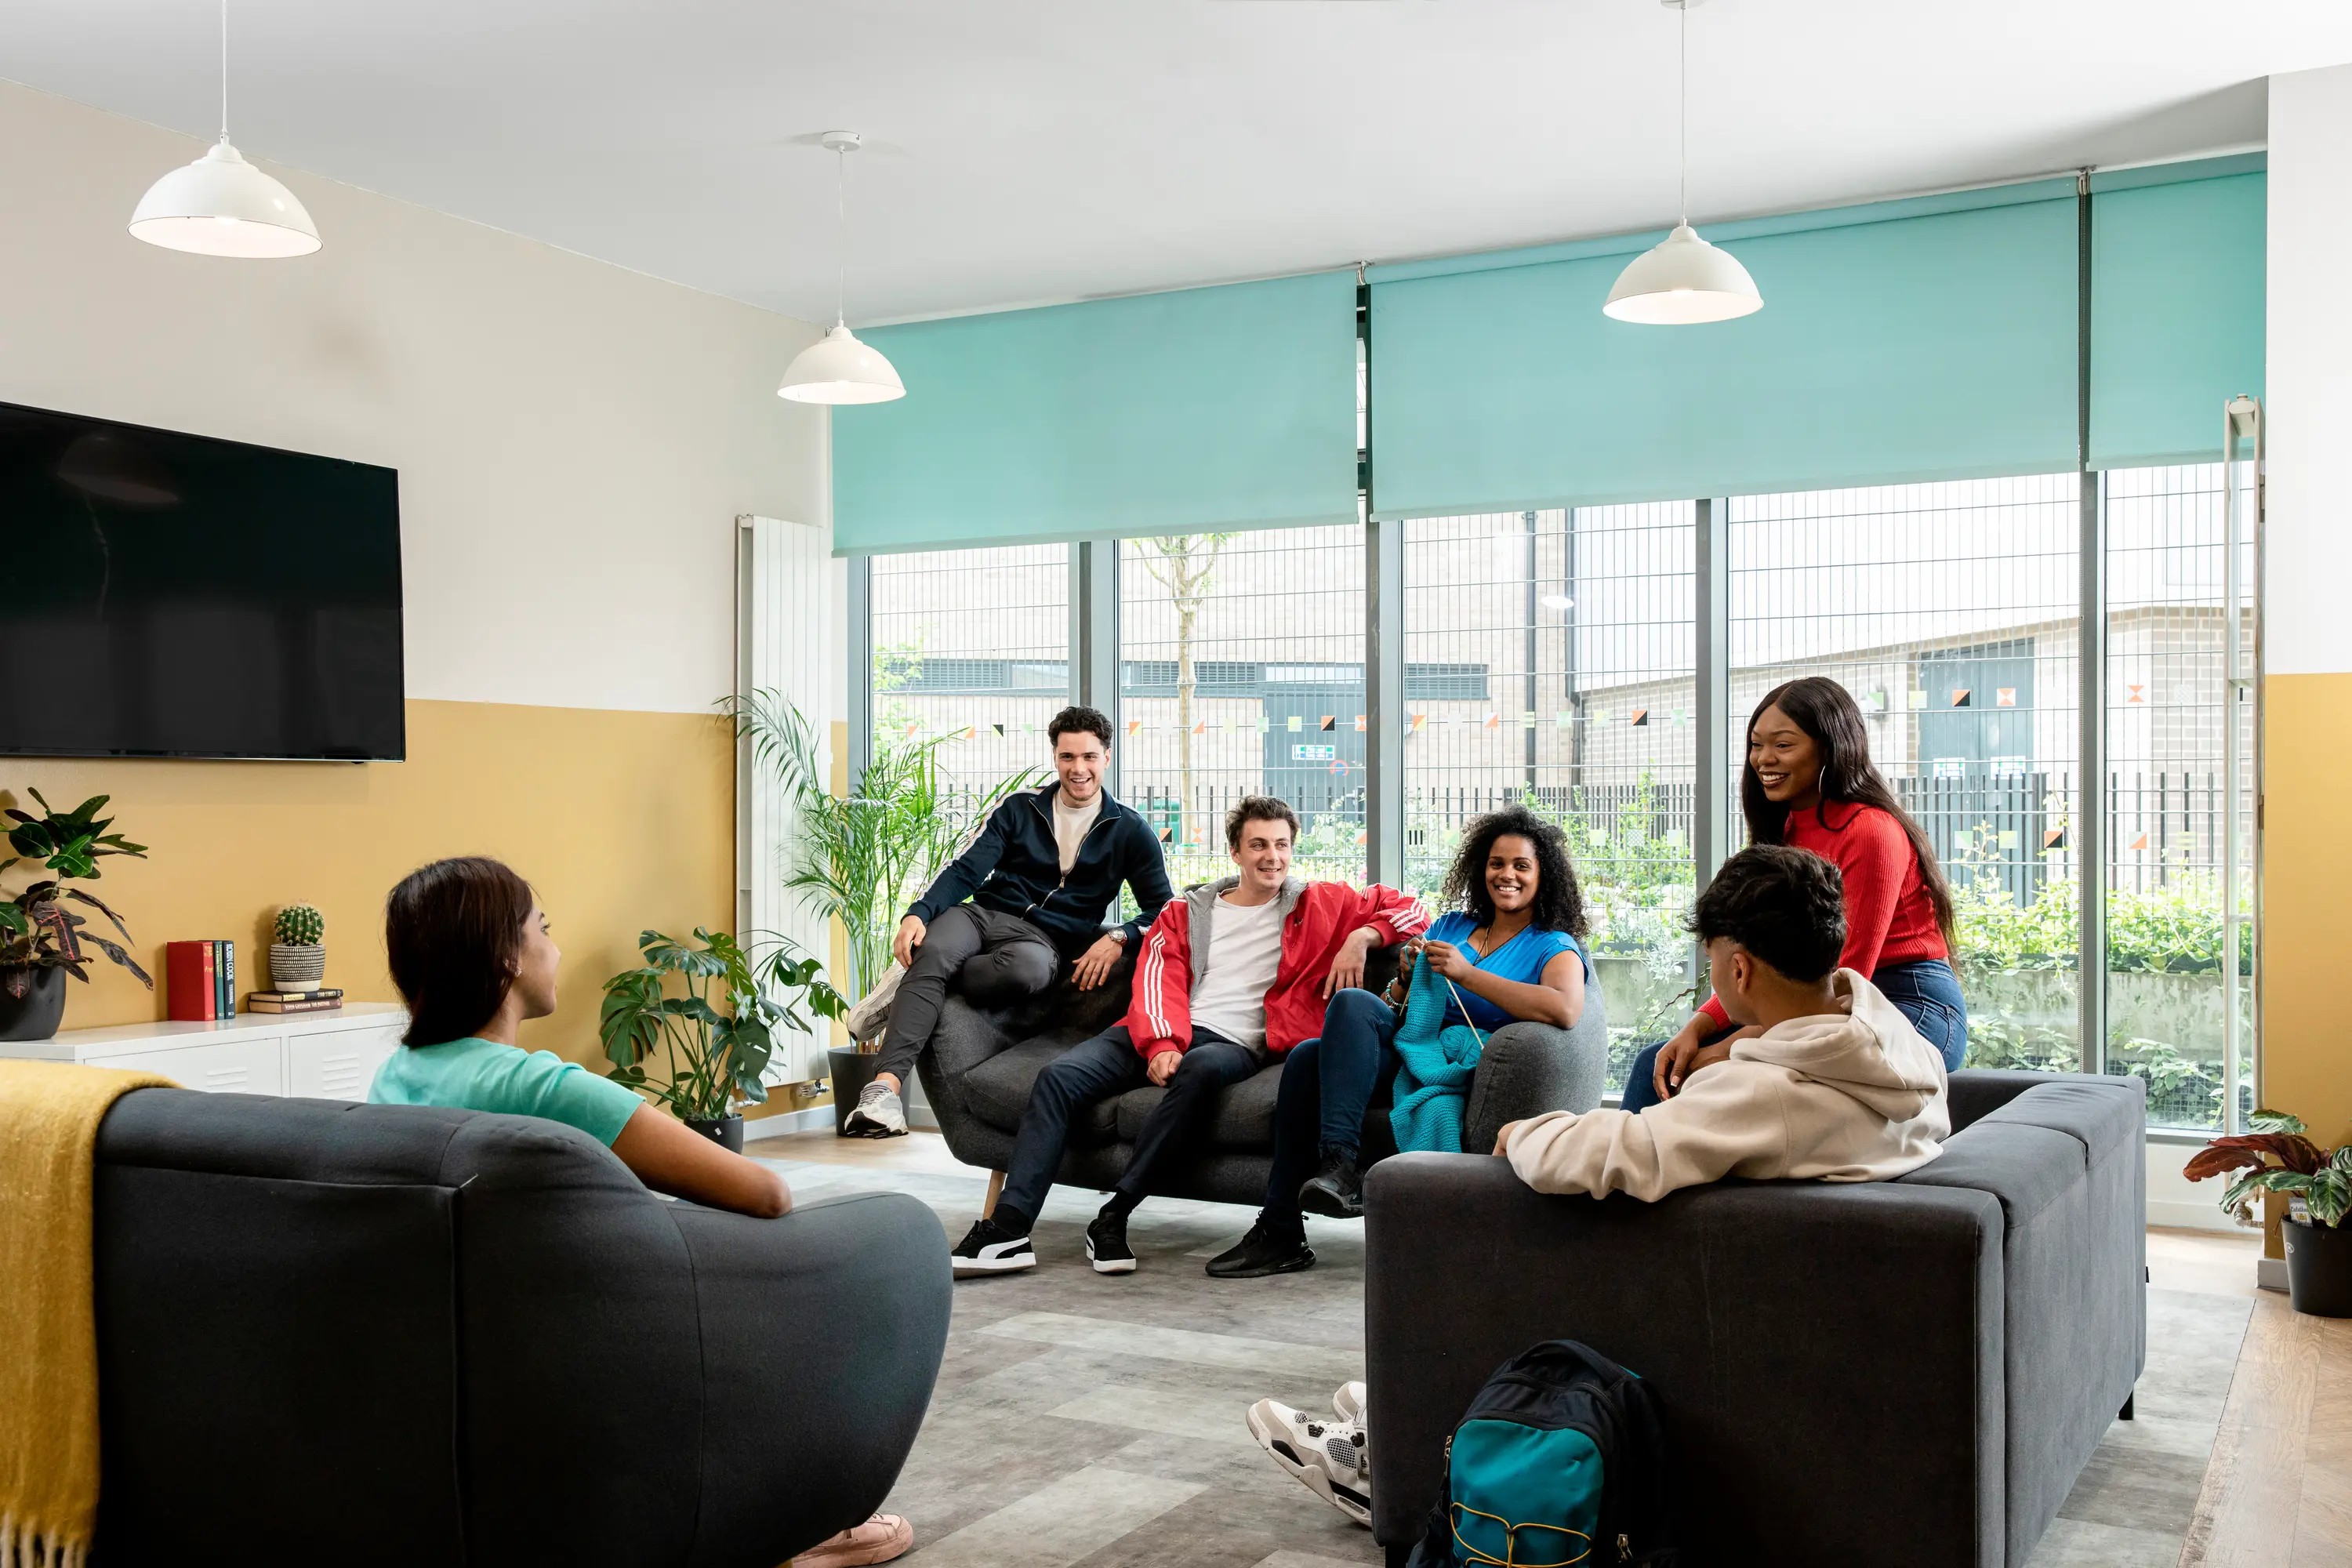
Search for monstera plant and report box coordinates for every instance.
[599,927,845,1138]
[0,790,151,1037]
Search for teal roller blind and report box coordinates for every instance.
[2089,157,2266,470]
[1367,183,2081,516]
[833,270,1360,554]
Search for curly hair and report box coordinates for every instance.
[1439,806,1588,939]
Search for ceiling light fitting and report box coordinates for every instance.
[1603,0,1760,325]
[779,130,906,405]
[129,0,320,258]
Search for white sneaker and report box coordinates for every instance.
[1247,1399,1371,1528]
[844,964,906,1044]
[844,1080,908,1138]
[1334,1381,1367,1425]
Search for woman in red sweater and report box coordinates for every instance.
[1624,675,1968,1112]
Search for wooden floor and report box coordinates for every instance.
[2171,1229,2352,1568]
[757,1131,2350,1567]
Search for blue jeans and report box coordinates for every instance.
[1259,989,1400,1236]
[996,1025,1262,1229]
[1619,958,1969,1113]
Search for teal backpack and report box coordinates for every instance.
[1406,1340,1678,1567]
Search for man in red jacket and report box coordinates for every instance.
[949,794,1426,1278]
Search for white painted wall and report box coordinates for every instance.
[2266,64,2352,677]
[0,79,829,717]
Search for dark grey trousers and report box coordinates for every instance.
[874,904,1060,1083]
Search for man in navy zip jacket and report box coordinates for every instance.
[844,704,1173,1137]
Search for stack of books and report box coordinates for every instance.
[166,939,238,1021]
[245,987,344,1014]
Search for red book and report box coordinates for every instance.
[166,940,220,1022]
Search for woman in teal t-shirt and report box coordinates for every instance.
[368,855,791,1219]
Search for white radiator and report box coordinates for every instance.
[736,514,836,1086]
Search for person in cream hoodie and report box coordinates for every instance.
[1497,844,1949,1200]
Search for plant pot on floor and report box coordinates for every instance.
[0,967,67,1043]
[829,1046,885,1136]
[686,1114,746,1154]
[2285,1214,2352,1318]
[269,943,326,991]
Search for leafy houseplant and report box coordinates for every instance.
[599,927,846,1149]
[2185,1109,2352,1318]
[270,902,327,990]
[0,790,151,1041]
[730,691,1036,1017]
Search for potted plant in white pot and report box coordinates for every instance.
[270,902,327,989]
[598,927,845,1150]
[731,691,1034,1132]
[2185,1109,2352,1318]
[0,790,152,1040]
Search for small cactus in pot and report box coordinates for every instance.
[270,902,327,990]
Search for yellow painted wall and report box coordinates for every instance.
[5,699,733,1069]
[2260,673,2352,1149]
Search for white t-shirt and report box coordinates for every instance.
[1187,893,1286,1053]
[1051,789,1102,874]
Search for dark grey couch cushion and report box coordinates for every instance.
[1115,1062,1287,1149]
[962,1038,1123,1142]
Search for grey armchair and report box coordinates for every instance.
[91,1089,952,1567]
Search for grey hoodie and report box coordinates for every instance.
[1501,969,1950,1202]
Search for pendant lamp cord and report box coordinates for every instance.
[219,0,230,142]
[834,148,848,330]
[1677,0,1687,226]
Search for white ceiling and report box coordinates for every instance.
[5,2,2350,325]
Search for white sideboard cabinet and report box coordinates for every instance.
[0,1003,408,1101]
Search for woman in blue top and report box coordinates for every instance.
[368,855,791,1219]
[1208,808,1590,1279]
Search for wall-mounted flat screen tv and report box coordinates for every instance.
[0,401,403,760]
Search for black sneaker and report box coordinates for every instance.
[1206,1219,1316,1279]
[1086,1210,1138,1274]
[949,1215,1036,1276]
[1298,1150,1364,1220]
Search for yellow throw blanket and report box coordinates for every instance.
[0,1061,176,1568]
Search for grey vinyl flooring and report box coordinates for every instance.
[764,1159,2248,1568]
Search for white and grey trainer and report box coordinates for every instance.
[843,1080,908,1138]
[1247,1398,1371,1528]
[843,964,907,1044]
[949,1217,1036,1276]
[1334,1381,1367,1426]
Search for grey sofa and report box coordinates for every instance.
[90,1089,952,1567]
[916,948,1612,1206]
[1364,1069,2146,1568]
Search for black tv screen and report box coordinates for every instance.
[0,401,403,760]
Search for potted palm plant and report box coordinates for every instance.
[598,927,845,1150]
[2185,1109,2352,1318]
[0,789,151,1040]
[730,692,1035,1128]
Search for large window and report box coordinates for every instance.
[2106,463,2256,1130]
[1728,474,2085,1076]
[851,473,2257,1128]
[1120,526,1367,887]
[1406,506,1697,1091]
[868,544,1069,795]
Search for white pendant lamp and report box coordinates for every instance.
[779,132,905,405]
[129,1,319,259]
[1604,0,1759,325]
